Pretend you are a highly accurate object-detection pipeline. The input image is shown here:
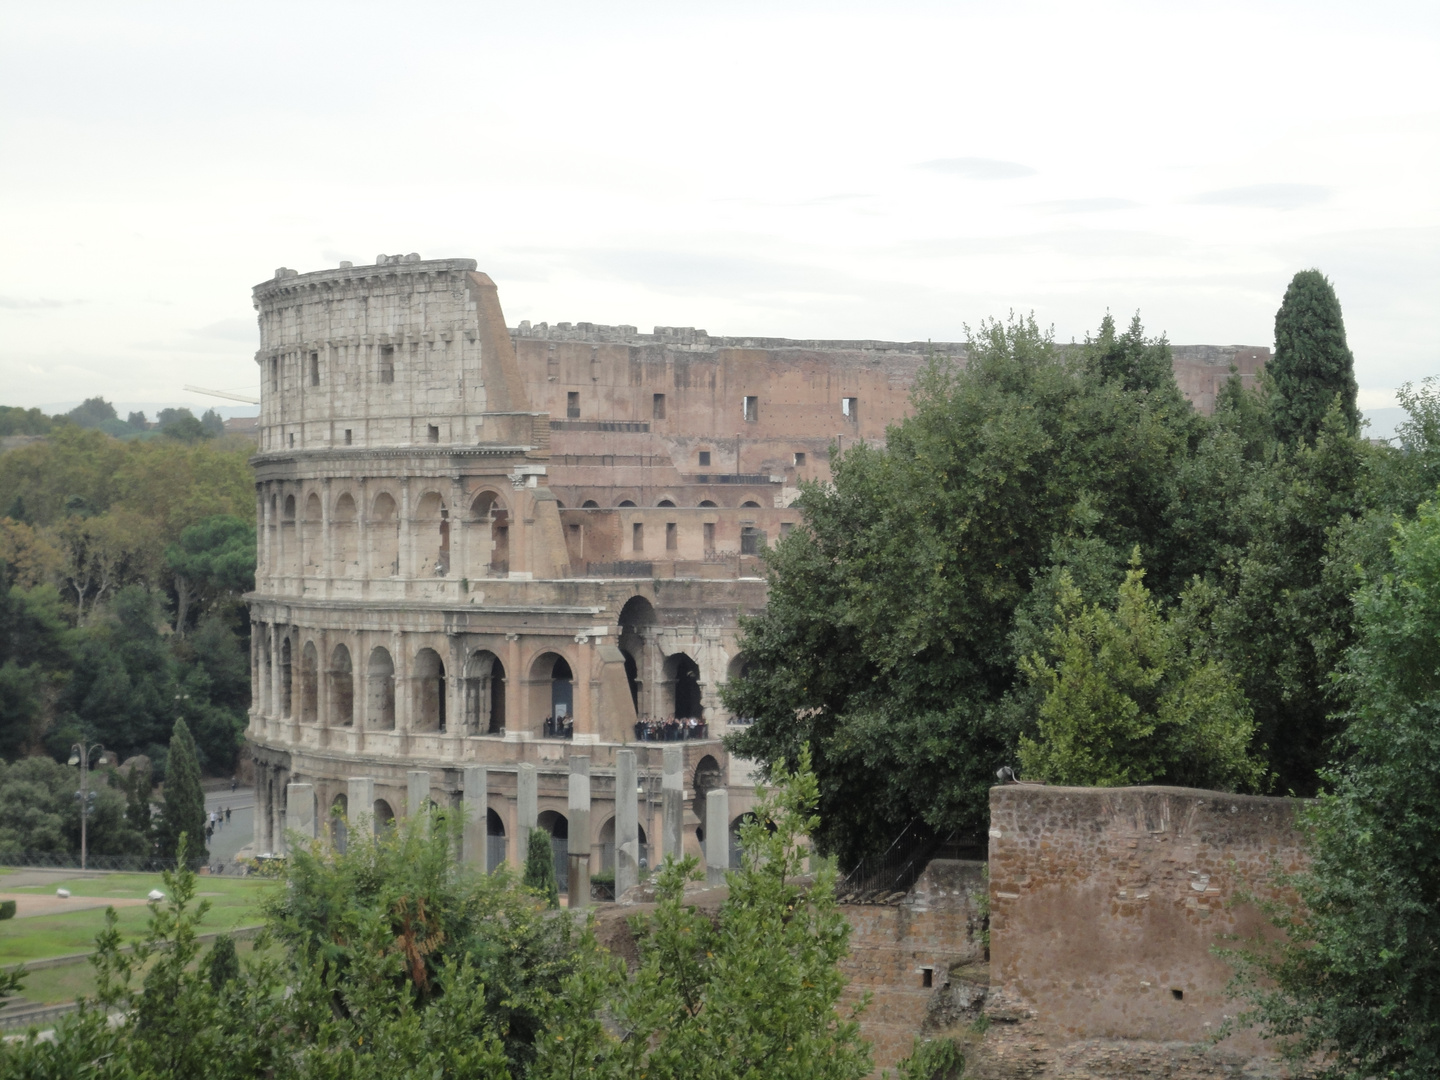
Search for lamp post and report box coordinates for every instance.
[68,742,111,870]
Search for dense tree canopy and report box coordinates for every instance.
[1269,269,1360,446]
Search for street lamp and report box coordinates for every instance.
[68,742,112,870]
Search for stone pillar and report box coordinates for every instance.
[567,756,591,910]
[347,776,375,834]
[261,485,272,585]
[399,476,413,580]
[517,762,538,835]
[358,477,371,598]
[615,749,639,896]
[321,476,332,597]
[662,746,684,863]
[705,787,730,886]
[285,783,317,851]
[407,769,430,821]
[254,766,271,854]
[504,634,522,738]
[462,766,487,868]
[574,636,595,743]
[270,623,283,718]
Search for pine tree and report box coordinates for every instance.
[523,827,559,908]
[1270,269,1360,445]
[156,719,207,863]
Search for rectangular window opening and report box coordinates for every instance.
[652,393,667,420]
[703,522,715,552]
[740,526,763,556]
[270,356,279,390]
[344,429,353,445]
[743,396,758,423]
[780,521,794,537]
[379,345,395,384]
[567,391,580,419]
[666,522,677,551]
[842,397,858,420]
[427,424,440,443]
[632,522,644,552]
[921,968,933,989]
[793,451,806,466]
[288,432,295,448]
[309,352,320,387]
[698,450,711,467]
[1171,989,1184,1001]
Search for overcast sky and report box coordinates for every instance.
[1,0,1436,420]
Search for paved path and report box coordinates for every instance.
[201,787,254,865]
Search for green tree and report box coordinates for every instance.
[725,313,1197,863]
[0,405,53,437]
[164,514,255,634]
[64,396,118,430]
[533,748,873,1080]
[523,827,559,909]
[155,718,206,862]
[1228,499,1440,1079]
[1018,555,1262,790]
[1269,269,1359,446]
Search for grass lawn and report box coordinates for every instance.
[0,870,271,968]
[11,938,275,1006]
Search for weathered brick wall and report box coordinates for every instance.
[839,859,987,1072]
[987,784,1304,1050]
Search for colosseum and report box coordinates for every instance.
[245,253,1268,891]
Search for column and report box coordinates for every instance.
[321,477,332,597]
[504,634,523,739]
[261,486,272,586]
[517,763,538,834]
[358,477,371,598]
[705,787,730,886]
[399,476,413,581]
[574,636,595,744]
[254,766,271,854]
[568,756,591,909]
[285,782,317,850]
[407,769,430,821]
[348,776,376,835]
[270,623,283,718]
[450,475,467,585]
[662,746,684,863]
[462,766,487,868]
[615,749,639,896]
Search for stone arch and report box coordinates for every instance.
[373,799,395,833]
[412,647,446,733]
[618,499,636,507]
[303,493,322,574]
[486,808,507,872]
[538,810,569,892]
[581,500,600,509]
[698,500,718,508]
[370,492,399,577]
[300,640,319,723]
[332,492,358,576]
[726,652,750,682]
[693,754,723,834]
[279,637,293,717]
[740,500,761,508]
[729,813,752,869]
[366,646,395,730]
[618,596,656,715]
[330,793,348,853]
[468,491,510,577]
[662,651,703,719]
[415,491,450,576]
[528,652,574,733]
[657,499,676,508]
[463,650,506,734]
[329,643,354,726]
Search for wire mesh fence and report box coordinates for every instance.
[836,823,960,904]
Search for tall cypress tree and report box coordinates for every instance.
[523,827,559,909]
[157,718,207,863]
[1270,269,1360,445]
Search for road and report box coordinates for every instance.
[202,786,254,865]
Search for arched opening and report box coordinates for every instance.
[740,500,761,508]
[698,500,717,508]
[486,808,507,872]
[618,596,656,717]
[469,492,509,577]
[463,651,505,735]
[373,799,395,834]
[581,500,599,509]
[663,652,703,720]
[529,652,574,736]
[693,755,722,835]
[597,818,652,883]
[330,644,354,726]
[729,813,752,869]
[726,653,750,682]
[367,646,395,730]
[657,499,675,508]
[415,491,449,576]
[370,492,399,577]
[332,493,358,576]
[281,494,299,576]
[330,793,348,854]
[538,810,569,893]
[280,638,293,717]
[412,648,446,733]
[618,500,636,508]
[300,641,319,723]
[303,493,322,574]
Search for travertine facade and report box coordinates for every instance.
[245,253,1270,882]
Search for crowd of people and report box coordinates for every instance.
[542,715,574,738]
[633,716,709,742]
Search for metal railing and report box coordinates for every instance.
[0,852,205,874]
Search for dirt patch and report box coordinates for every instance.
[0,892,151,919]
